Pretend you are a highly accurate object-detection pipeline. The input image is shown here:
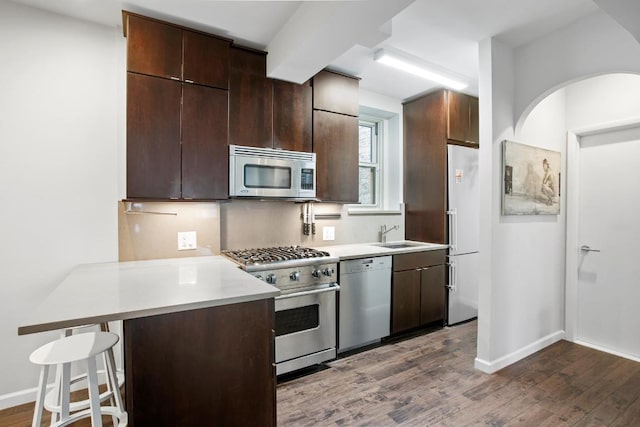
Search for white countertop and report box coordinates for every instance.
[18,256,279,335]
[318,240,449,260]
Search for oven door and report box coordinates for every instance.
[274,284,338,374]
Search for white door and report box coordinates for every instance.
[577,125,640,359]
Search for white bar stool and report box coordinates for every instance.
[29,331,128,427]
[45,324,125,426]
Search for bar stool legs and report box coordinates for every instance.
[30,331,127,427]
[45,323,125,426]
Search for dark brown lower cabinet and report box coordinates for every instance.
[391,269,421,333]
[124,298,276,427]
[391,250,447,334]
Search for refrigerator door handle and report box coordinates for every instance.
[446,208,458,252]
[447,260,457,292]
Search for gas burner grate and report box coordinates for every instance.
[222,245,331,266]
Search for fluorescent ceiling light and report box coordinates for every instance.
[374,49,468,91]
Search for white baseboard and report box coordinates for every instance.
[474,330,565,374]
[573,339,640,363]
[0,386,42,411]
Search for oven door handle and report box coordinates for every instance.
[275,284,340,300]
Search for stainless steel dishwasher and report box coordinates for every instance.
[338,255,392,353]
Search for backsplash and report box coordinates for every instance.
[118,201,220,261]
[118,200,404,260]
[220,200,404,250]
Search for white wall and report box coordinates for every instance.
[514,10,640,131]
[0,2,123,407]
[565,73,640,129]
[477,9,640,372]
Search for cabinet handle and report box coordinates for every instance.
[170,76,180,81]
[185,79,194,84]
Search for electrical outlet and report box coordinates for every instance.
[322,226,335,241]
[178,231,197,251]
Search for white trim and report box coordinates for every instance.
[0,385,43,410]
[565,117,640,345]
[574,340,640,364]
[474,330,565,374]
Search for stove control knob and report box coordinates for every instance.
[289,271,300,281]
[311,269,321,278]
[322,267,335,277]
[266,274,277,285]
[254,274,263,281]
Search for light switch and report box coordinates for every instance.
[178,231,197,250]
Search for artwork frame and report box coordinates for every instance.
[502,140,561,215]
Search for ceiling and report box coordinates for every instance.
[12,0,604,100]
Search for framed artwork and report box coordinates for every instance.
[502,140,560,215]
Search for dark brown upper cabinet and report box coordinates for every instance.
[183,31,230,89]
[124,12,230,90]
[229,47,273,148]
[181,84,229,200]
[403,89,479,244]
[311,69,360,203]
[273,79,312,152]
[127,73,229,200]
[447,91,479,145]
[229,47,312,152]
[313,111,359,203]
[312,70,359,116]
[127,73,182,199]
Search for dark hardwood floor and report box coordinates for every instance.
[277,321,640,426]
[2,321,639,426]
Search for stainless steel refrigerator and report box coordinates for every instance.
[446,144,479,325]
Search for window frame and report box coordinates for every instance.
[356,117,383,209]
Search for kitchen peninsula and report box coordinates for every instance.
[18,256,279,426]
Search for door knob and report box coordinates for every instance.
[580,245,601,253]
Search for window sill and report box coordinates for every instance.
[347,207,402,216]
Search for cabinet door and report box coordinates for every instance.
[124,299,276,426]
[126,14,182,80]
[403,91,448,243]
[420,264,446,325]
[229,49,272,148]
[312,70,359,116]
[447,91,470,143]
[182,85,229,200]
[313,111,359,202]
[391,270,421,334]
[127,73,181,199]
[273,79,312,152]
[183,31,230,90]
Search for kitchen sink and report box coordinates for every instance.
[371,241,426,249]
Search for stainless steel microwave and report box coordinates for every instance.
[229,145,316,200]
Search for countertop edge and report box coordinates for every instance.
[18,288,279,336]
[317,241,449,260]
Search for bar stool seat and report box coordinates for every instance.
[30,331,128,427]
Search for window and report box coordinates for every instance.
[358,119,381,206]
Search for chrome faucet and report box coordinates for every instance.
[380,224,399,244]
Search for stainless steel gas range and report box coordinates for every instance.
[222,246,339,375]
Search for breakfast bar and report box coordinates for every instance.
[18,256,280,427]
